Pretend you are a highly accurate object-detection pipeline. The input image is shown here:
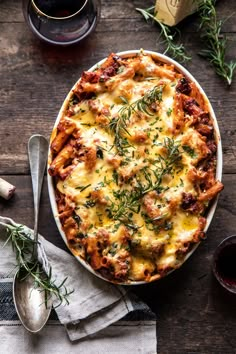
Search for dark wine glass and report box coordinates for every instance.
[212,235,236,294]
[22,0,100,46]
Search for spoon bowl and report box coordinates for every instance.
[13,134,52,333]
[13,268,52,332]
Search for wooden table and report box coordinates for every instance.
[1,1,236,352]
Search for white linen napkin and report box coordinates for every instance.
[0,216,157,354]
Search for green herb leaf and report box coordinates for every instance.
[182,145,197,158]
[76,184,91,192]
[4,224,73,307]
[109,85,164,155]
[106,138,182,226]
[167,108,172,116]
[136,7,191,62]
[197,0,236,85]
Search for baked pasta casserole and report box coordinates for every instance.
[48,51,223,283]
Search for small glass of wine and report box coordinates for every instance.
[22,0,100,45]
[212,235,236,294]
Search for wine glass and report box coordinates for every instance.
[22,0,100,46]
[212,235,236,294]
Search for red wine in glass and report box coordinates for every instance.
[213,235,236,294]
[22,0,99,45]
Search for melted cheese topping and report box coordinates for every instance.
[49,52,222,283]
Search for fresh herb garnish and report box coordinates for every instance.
[76,184,91,192]
[109,85,164,154]
[133,85,164,116]
[112,169,119,185]
[141,212,173,233]
[107,138,182,227]
[140,137,182,194]
[95,181,105,189]
[197,0,236,85]
[137,1,236,85]
[4,224,73,307]
[108,189,141,222]
[150,116,160,126]
[136,6,191,62]
[85,200,96,208]
[182,145,197,158]
[80,123,92,126]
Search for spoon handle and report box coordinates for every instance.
[28,134,49,258]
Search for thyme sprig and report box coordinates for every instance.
[136,6,191,62]
[107,138,182,226]
[109,85,164,154]
[197,0,236,85]
[5,224,73,307]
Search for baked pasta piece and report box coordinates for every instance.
[49,51,223,283]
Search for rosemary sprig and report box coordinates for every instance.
[142,137,182,195]
[107,138,182,226]
[130,85,164,115]
[109,99,133,155]
[197,0,236,85]
[108,189,141,222]
[136,6,191,62]
[109,85,164,154]
[5,224,73,307]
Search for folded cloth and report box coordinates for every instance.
[0,216,157,354]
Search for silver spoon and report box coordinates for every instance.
[13,134,52,333]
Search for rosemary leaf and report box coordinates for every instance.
[197,0,236,85]
[5,224,73,307]
[107,138,182,230]
[109,85,164,155]
[136,6,191,62]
